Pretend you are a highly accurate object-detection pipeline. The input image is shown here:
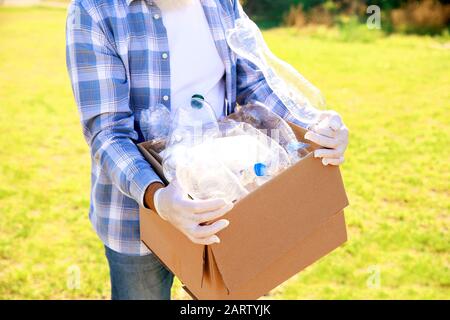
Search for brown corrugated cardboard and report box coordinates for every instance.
[138,123,349,300]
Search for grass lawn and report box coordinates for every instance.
[0,6,448,299]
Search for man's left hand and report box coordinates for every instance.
[304,111,349,166]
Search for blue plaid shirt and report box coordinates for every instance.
[66,0,295,255]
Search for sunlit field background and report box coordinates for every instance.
[0,5,448,299]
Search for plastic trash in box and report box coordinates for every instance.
[163,97,248,202]
[162,96,293,202]
[226,15,326,128]
[228,101,310,162]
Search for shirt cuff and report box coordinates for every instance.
[129,169,163,208]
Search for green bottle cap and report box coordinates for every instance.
[191,94,205,109]
[191,94,205,101]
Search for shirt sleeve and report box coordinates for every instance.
[66,2,163,207]
[231,0,303,127]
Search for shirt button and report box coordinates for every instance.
[162,53,168,59]
[153,13,160,20]
[163,95,169,101]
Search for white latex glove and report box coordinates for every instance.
[153,180,233,245]
[305,111,349,166]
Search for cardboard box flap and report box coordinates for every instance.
[208,154,349,292]
[139,208,205,289]
[199,246,230,296]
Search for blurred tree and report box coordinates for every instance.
[241,0,302,23]
[242,0,449,24]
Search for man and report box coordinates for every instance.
[66,0,349,300]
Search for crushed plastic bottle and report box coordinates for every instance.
[162,96,221,182]
[226,15,326,128]
[228,101,310,162]
[163,96,248,202]
[163,96,294,202]
[139,104,171,152]
[191,135,264,191]
[175,148,249,203]
[166,96,220,150]
[218,119,291,191]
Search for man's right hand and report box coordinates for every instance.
[153,180,233,245]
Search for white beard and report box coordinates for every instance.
[155,0,195,10]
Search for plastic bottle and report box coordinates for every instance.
[167,96,220,149]
[175,146,249,203]
[163,96,249,202]
[163,96,221,181]
[228,101,310,162]
[218,119,291,191]
[163,96,293,201]
[226,17,326,128]
[139,104,171,152]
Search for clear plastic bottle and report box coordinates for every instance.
[226,17,326,128]
[175,146,249,203]
[163,96,249,202]
[228,101,310,162]
[218,119,291,191]
[163,96,221,181]
[163,96,294,201]
[167,96,220,148]
[139,104,171,152]
[192,135,269,189]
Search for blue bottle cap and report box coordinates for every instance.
[254,163,267,177]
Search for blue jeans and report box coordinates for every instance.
[104,245,174,300]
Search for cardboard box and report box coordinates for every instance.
[138,124,349,300]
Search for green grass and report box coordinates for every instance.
[0,6,449,300]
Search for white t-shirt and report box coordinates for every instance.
[157,0,226,119]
